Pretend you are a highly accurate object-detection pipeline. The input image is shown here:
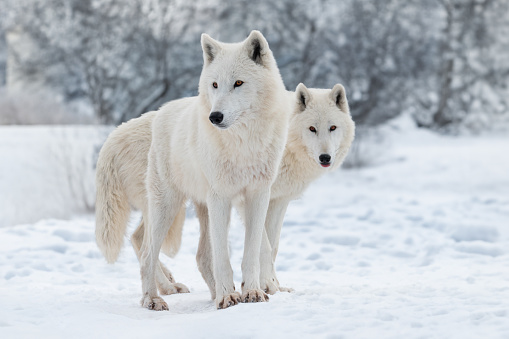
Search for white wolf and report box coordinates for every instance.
[145,83,355,299]
[95,31,290,310]
[194,83,355,296]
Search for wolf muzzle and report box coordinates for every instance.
[319,153,331,167]
[209,111,224,125]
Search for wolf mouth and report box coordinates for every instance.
[214,123,228,130]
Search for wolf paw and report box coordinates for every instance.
[261,276,295,294]
[241,289,269,303]
[215,292,241,310]
[174,282,190,293]
[158,282,190,295]
[140,295,168,311]
[261,276,280,295]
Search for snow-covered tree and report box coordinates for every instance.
[416,0,509,131]
[1,0,508,129]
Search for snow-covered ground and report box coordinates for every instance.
[0,126,112,227]
[1,121,508,338]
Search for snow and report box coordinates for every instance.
[0,126,112,227]
[1,121,509,338]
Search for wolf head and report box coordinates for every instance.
[198,31,284,130]
[290,83,355,170]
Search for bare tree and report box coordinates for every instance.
[0,32,5,86]
[2,0,508,129]
[312,0,436,126]
[4,0,201,124]
[425,0,509,130]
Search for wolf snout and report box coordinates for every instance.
[319,154,331,167]
[209,111,224,125]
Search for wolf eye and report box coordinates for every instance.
[234,80,244,88]
[213,82,218,88]
[309,126,316,133]
[330,126,337,132]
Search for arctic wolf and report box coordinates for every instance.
[95,31,290,310]
[195,83,355,296]
[153,83,355,298]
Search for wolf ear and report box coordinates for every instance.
[201,33,221,65]
[330,84,349,113]
[245,30,269,66]
[296,83,311,112]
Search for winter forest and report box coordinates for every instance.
[1,0,509,130]
[1,1,509,338]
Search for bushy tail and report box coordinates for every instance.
[95,153,131,263]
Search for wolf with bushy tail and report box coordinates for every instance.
[95,30,291,310]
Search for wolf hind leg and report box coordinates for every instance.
[139,183,186,311]
[132,216,189,295]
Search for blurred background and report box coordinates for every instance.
[2,0,509,128]
[0,0,508,226]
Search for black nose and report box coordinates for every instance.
[319,154,331,163]
[209,111,224,125]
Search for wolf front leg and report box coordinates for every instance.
[259,198,291,294]
[266,198,290,264]
[259,227,278,294]
[241,188,271,303]
[207,192,240,309]
[140,172,185,311]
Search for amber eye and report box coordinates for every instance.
[309,126,316,133]
[213,82,218,88]
[330,126,337,132]
[234,80,244,88]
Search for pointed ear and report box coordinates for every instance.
[201,33,221,65]
[330,84,349,113]
[296,83,311,112]
[244,30,269,66]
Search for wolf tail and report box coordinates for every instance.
[95,148,131,264]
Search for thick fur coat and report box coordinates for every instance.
[95,31,290,310]
[195,84,355,296]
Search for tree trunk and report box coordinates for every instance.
[432,0,455,128]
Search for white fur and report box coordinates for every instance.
[130,84,355,299]
[95,30,290,310]
[95,111,189,297]
[194,83,356,295]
